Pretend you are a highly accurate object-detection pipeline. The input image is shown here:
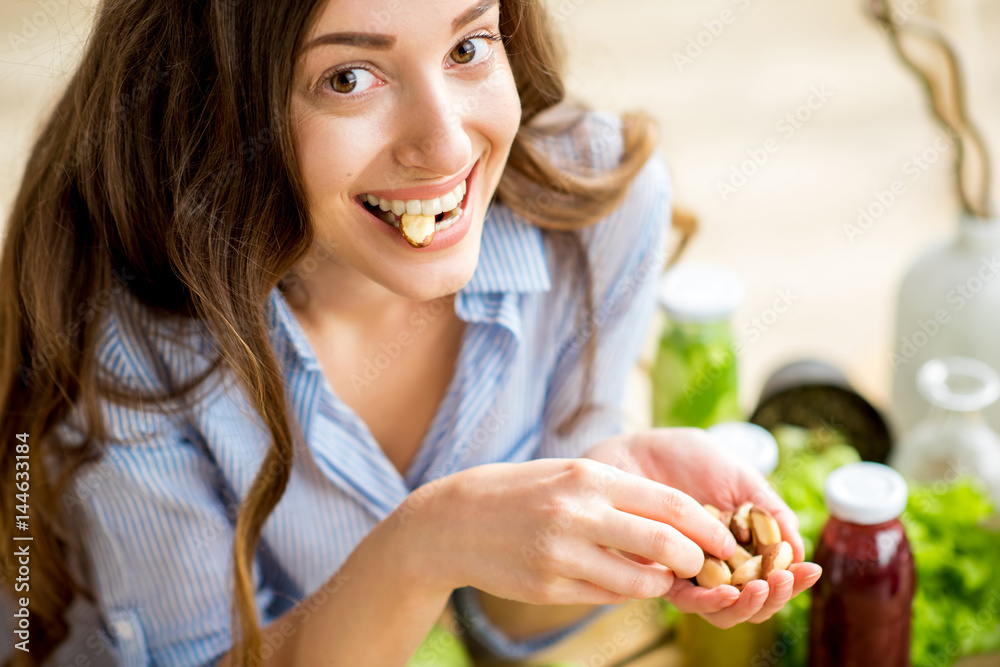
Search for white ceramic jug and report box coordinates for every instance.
[890,213,1000,437]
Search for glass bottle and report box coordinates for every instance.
[810,462,915,667]
[890,356,1000,506]
[652,262,744,428]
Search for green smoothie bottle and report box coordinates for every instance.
[652,262,744,428]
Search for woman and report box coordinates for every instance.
[0,0,821,665]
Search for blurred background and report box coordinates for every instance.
[3,0,998,423]
[554,0,1000,431]
[2,1,999,666]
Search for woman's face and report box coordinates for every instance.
[290,0,521,301]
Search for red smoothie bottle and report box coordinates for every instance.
[809,462,915,667]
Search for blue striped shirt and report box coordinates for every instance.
[27,110,672,666]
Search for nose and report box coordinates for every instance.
[393,73,473,178]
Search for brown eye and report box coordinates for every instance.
[331,71,357,94]
[325,68,379,96]
[451,39,476,64]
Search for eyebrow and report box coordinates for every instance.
[304,32,396,51]
[302,0,500,53]
[452,0,500,32]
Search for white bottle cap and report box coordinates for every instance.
[824,462,908,525]
[657,262,744,323]
[707,422,779,476]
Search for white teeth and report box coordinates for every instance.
[440,191,458,211]
[371,203,462,233]
[422,198,443,216]
[362,178,467,218]
[435,206,462,232]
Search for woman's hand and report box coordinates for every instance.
[393,457,737,607]
[583,428,823,628]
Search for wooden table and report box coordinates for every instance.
[451,599,676,667]
[452,600,1000,667]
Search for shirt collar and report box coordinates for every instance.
[459,201,552,295]
[268,201,551,371]
[268,287,319,372]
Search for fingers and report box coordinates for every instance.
[668,562,824,628]
[744,562,823,623]
[696,579,771,628]
[559,579,634,606]
[567,545,676,601]
[607,476,737,561]
[611,549,656,566]
[596,511,706,579]
[663,578,740,614]
[788,562,823,598]
[745,570,794,623]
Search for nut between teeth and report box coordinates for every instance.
[400,213,435,248]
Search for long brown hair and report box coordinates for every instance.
[0,0,658,664]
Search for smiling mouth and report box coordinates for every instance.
[357,177,467,246]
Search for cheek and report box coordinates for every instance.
[292,112,380,210]
[454,62,521,150]
[490,65,522,145]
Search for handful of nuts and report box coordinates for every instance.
[695,502,793,591]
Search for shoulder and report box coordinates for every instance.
[91,282,212,393]
[584,139,673,285]
[580,109,672,268]
[530,107,635,172]
[540,108,674,304]
[54,282,221,446]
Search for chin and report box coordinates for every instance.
[364,241,479,302]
